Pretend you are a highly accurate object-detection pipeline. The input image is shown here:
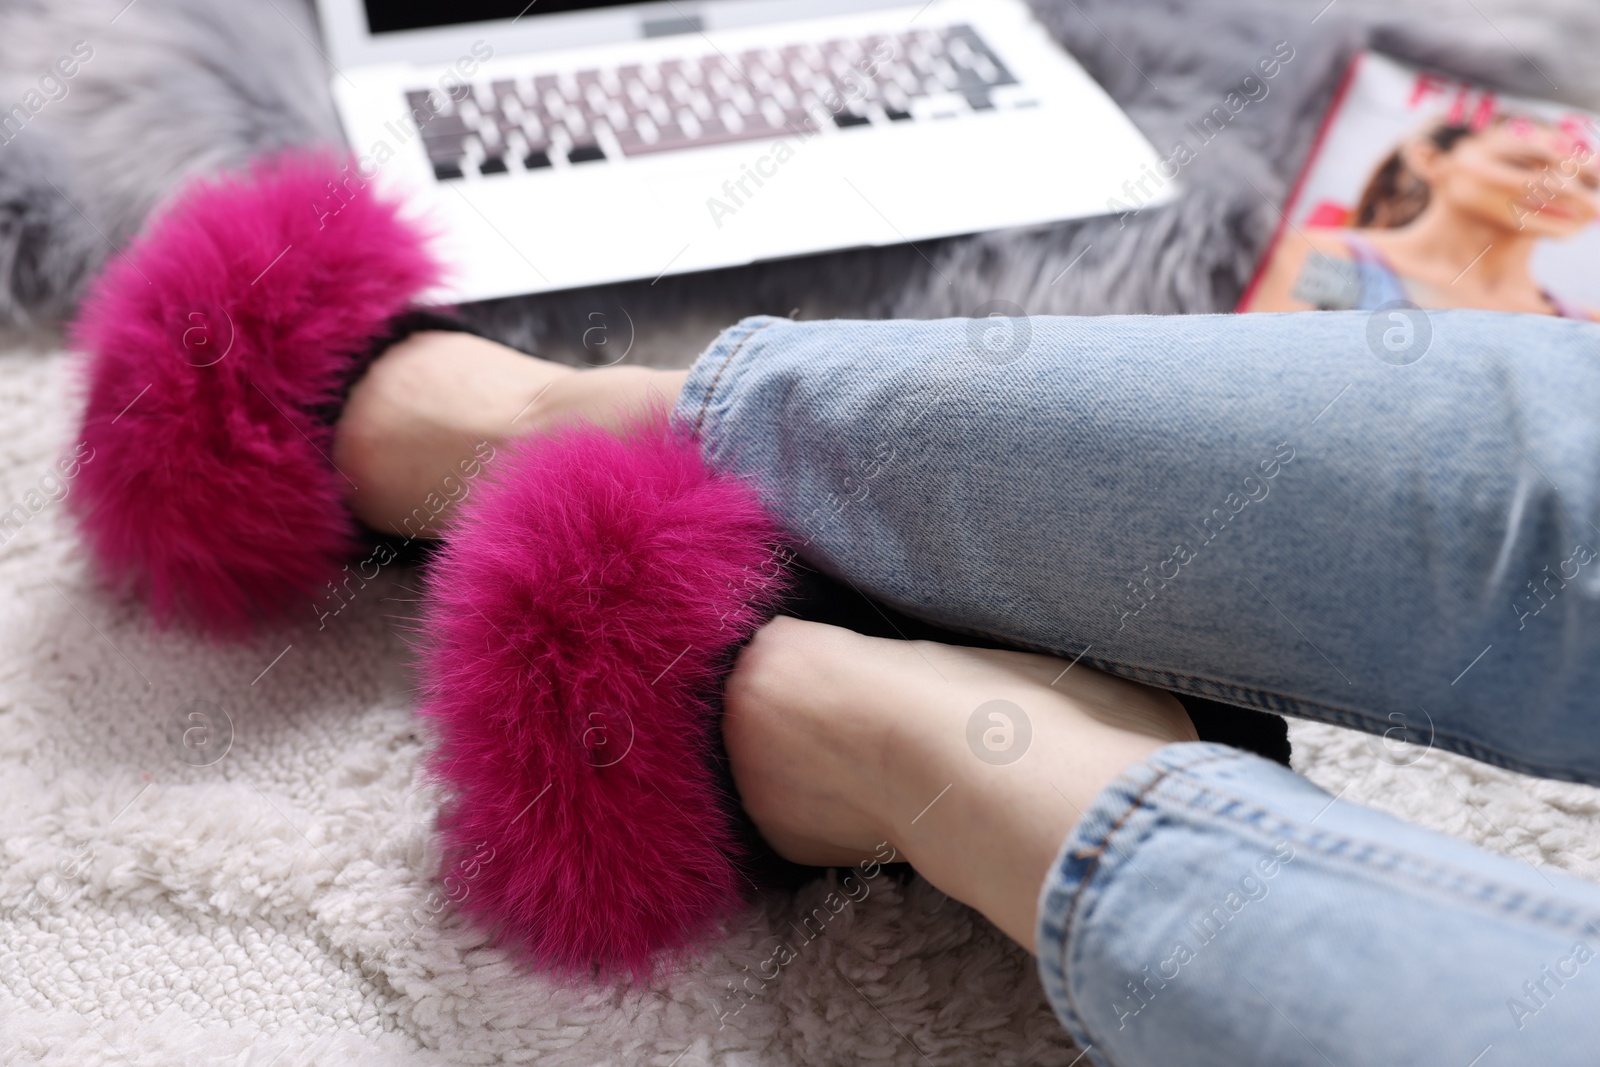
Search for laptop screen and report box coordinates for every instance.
[365,1,649,34]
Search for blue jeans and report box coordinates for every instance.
[672,311,1600,1065]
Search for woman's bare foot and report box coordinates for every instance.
[723,616,1198,952]
[333,330,690,536]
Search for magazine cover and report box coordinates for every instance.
[1238,51,1600,320]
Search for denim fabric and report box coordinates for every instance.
[1037,742,1600,1066]
[675,311,1600,785]
[673,311,1600,1064]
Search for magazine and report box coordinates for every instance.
[1237,51,1600,321]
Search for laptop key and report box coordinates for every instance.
[523,149,552,169]
[945,25,1017,86]
[884,107,913,121]
[567,142,607,163]
[433,160,465,181]
[419,112,470,142]
[783,109,822,134]
[833,111,871,128]
[491,79,520,106]
[480,156,509,174]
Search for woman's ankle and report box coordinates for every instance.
[333,331,689,536]
[886,679,1175,951]
[724,618,1193,953]
[545,365,690,435]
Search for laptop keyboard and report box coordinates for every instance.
[407,23,1022,181]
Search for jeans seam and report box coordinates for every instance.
[843,605,1590,783]
[1078,656,1600,786]
[828,600,1597,784]
[1064,774,1600,1013]
[1162,781,1600,932]
[690,319,773,441]
[1056,752,1237,1040]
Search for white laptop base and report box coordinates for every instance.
[326,0,1173,303]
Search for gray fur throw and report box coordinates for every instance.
[0,0,1596,354]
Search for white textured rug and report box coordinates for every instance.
[5,329,1600,1066]
[0,342,1065,1065]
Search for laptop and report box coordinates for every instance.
[315,0,1173,303]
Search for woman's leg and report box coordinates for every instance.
[728,615,1600,1066]
[676,310,1600,785]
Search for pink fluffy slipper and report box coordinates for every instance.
[70,151,442,632]
[415,414,790,977]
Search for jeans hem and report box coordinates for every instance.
[1035,742,1238,1059]
[1036,742,1600,1057]
[673,315,782,443]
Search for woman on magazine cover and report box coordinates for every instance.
[1244,113,1599,319]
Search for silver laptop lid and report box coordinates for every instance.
[317,0,915,70]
